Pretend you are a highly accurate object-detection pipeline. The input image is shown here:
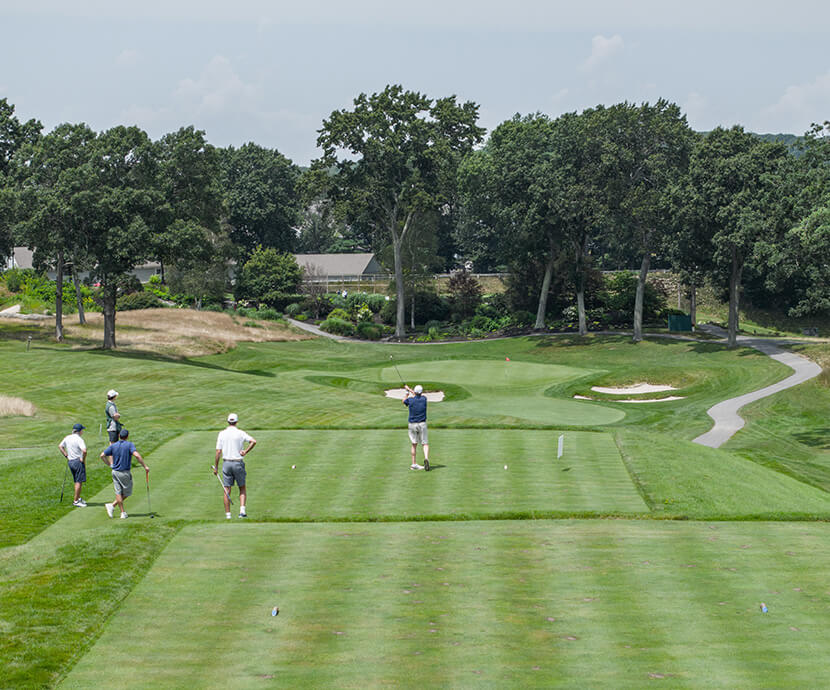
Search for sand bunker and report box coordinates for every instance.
[574,394,685,403]
[385,388,445,402]
[591,383,677,395]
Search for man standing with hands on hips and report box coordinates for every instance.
[214,413,256,519]
[58,423,88,506]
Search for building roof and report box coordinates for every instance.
[294,253,382,276]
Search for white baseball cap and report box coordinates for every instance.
[227,413,239,423]
[107,389,118,398]
[414,385,423,394]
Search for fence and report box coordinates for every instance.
[306,273,508,294]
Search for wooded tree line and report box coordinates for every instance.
[1,88,828,348]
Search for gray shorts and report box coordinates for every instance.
[112,469,133,497]
[222,460,246,487]
[408,422,428,445]
[68,459,86,483]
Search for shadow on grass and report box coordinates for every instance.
[791,429,830,450]
[83,348,275,377]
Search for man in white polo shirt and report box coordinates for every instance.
[213,413,256,519]
[58,423,88,506]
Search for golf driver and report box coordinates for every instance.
[389,354,405,387]
[145,470,154,517]
[59,460,69,503]
[212,466,233,505]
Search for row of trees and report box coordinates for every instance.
[2,90,828,347]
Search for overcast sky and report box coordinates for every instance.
[2,0,829,164]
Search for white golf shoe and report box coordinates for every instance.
[106,503,114,518]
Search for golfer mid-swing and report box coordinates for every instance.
[403,384,430,471]
[214,413,256,519]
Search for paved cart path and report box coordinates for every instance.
[693,326,822,448]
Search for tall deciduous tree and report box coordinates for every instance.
[592,101,694,342]
[220,143,301,255]
[315,85,484,337]
[458,114,565,329]
[153,126,223,282]
[75,126,160,349]
[16,123,96,340]
[687,127,796,347]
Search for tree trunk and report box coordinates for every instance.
[392,211,415,339]
[534,241,556,331]
[632,253,651,343]
[689,285,696,327]
[71,262,86,325]
[576,237,588,336]
[102,277,117,349]
[55,248,64,342]
[727,247,742,349]
[160,258,165,284]
[410,292,415,330]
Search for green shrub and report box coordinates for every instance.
[428,326,441,340]
[380,292,450,326]
[510,310,535,328]
[3,268,32,292]
[356,322,382,340]
[355,304,373,322]
[285,302,302,316]
[203,304,224,312]
[260,292,305,311]
[243,320,263,328]
[116,291,161,311]
[320,317,355,336]
[236,247,302,302]
[328,308,352,322]
[235,306,253,318]
[256,307,282,321]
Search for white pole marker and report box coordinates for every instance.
[557,434,564,459]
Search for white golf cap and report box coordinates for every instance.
[107,389,118,398]
[227,413,239,423]
[414,385,423,394]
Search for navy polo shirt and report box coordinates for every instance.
[404,394,427,423]
[103,440,137,472]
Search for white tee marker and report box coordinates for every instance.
[557,435,564,459]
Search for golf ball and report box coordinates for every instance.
[504,465,508,470]
[291,465,296,469]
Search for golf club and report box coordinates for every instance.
[145,470,153,517]
[389,354,405,387]
[59,460,69,503]
[212,466,233,505]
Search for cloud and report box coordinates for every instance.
[174,55,261,113]
[758,70,830,133]
[116,49,141,66]
[582,34,624,71]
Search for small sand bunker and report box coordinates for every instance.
[574,394,685,403]
[591,383,677,395]
[0,395,37,417]
[385,388,445,402]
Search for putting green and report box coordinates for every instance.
[36,430,645,536]
[61,520,830,688]
[376,359,626,426]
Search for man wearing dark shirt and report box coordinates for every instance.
[101,428,149,519]
[403,384,430,471]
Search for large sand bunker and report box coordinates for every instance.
[0,395,37,417]
[385,388,445,402]
[591,383,677,395]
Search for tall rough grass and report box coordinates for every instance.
[0,396,36,417]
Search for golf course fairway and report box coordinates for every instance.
[61,520,830,688]
[2,330,829,688]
